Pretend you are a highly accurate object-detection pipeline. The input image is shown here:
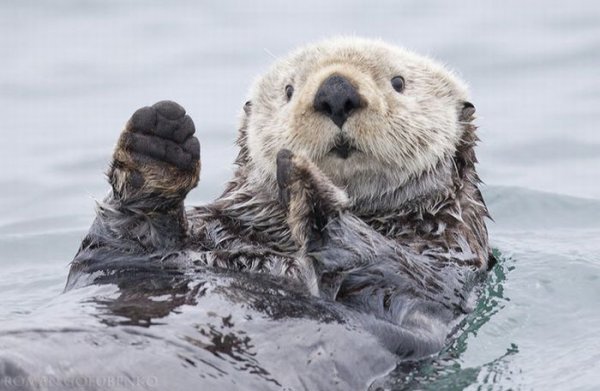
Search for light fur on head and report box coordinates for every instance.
[243,37,472,213]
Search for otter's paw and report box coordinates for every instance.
[110,101,200,202]
[276,149,296,207]
[277,149,349,213]
[276,149,349,246]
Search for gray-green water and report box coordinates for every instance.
[1,1,599,390]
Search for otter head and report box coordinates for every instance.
[241,37,476,213]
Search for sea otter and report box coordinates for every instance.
[67,37,491,359]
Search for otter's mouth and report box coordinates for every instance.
[329,135,359,159]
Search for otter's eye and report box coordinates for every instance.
[285,84,294,101]
[391,76,405,93]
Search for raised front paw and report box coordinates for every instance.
[110,101,200,203]
[276,149,349,247]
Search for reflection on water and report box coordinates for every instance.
[369,250,515,390]
[183,322,283,387]
[94,278,203,327]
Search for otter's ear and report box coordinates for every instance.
[460,101,476,121]
[243,100,252,115]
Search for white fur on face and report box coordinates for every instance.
[245,37,470,202]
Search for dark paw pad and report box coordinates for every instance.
[276,149,295,206]
[124,101,199,171]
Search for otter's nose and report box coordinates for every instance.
[313,75,362,128]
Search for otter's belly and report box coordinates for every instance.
[1,263,398,391]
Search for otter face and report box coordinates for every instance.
[245,37,473,205]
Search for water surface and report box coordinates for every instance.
[1,1,599,389]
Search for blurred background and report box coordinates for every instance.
[0,1,599,389]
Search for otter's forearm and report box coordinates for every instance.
[93,193,189,251]
[68,101,201,287]
[66,193,191,291]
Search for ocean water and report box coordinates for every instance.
[1,1,599,390]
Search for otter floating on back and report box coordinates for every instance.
[67,37,491,360]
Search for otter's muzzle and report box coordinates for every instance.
[313,75,362,129]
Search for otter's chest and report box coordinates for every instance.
[362,213,471,259]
